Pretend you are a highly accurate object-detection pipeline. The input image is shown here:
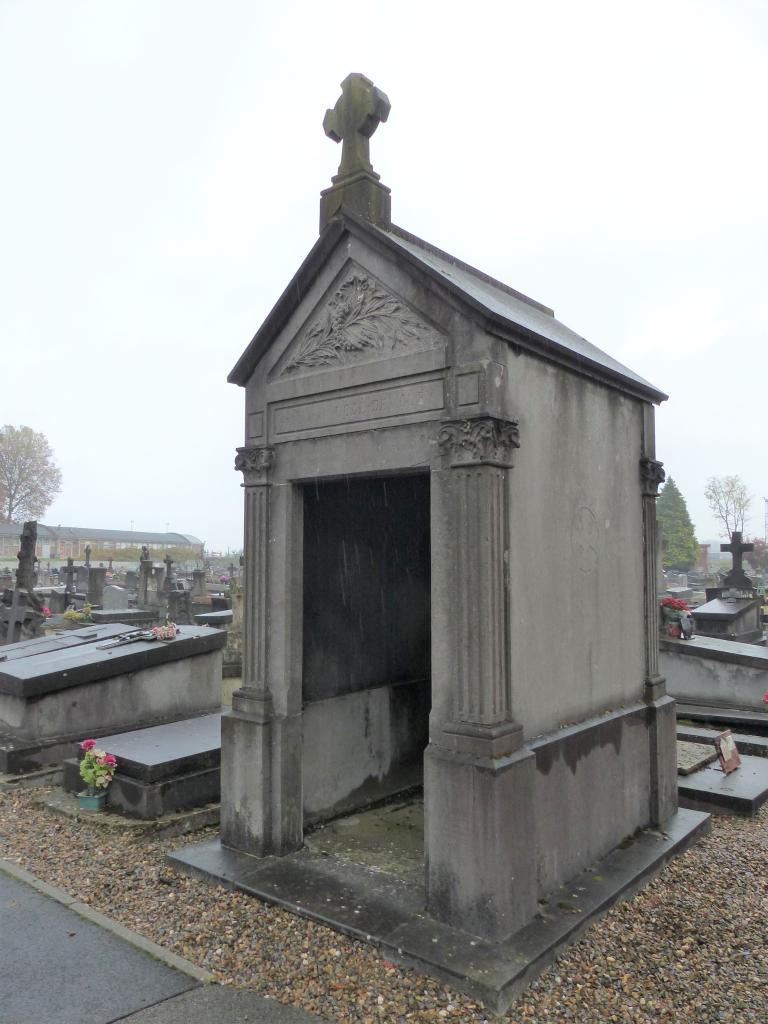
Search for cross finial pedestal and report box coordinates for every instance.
[320,73,392,232]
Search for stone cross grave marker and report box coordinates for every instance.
[721,531,754,590]
[62,558,76,594]
[323,72,391,181]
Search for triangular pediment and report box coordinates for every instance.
[270,262,444,379]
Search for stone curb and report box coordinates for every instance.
[0,857,214,984]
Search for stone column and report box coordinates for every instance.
[191,569,207,598]
[221,445,278,856]
[87,567,107,607]
[424,416,537,942]
[138,557,152,606]
[640,405,677,825]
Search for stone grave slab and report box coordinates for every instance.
[194,610,233,627]
[62,713,222,818]
[676,703,768,735]
[677,723,768,759]
[91,607,155,626]
[0,624,226,773]
[678,754,768,816]
[676,740,717,776]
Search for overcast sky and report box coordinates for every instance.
[1,0,766,551]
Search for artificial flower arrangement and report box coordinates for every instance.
[660,595,691,638]
[151,621,178,641]
[64,601,92,623]
[78,738,118,795]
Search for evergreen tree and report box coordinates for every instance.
[656,477,698,571]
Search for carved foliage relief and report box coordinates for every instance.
[280,272,442,375]
[438,417,520,467]
[640,457,665,498]
[235,446,276,483]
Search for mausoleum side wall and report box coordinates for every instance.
[505,354,646,738]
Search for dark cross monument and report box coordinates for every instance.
[320,73,391,231]
[62,557,76,595]
[721,531,754,591]
[1,522,44,645]
[693,531,762,643]
[15,523,36,592]
[163,554,175,594]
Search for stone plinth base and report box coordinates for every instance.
[168,808,709,1014]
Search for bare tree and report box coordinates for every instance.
[0,425,62,522]
[704,475,751,537]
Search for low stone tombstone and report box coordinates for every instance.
[102,585,131,611]
[75,565,90,594]
[87,566,107,606]
[124,570,138,590]
[191,569,207,598]
[46,587,68,614]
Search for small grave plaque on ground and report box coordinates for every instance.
[714,729,741,774]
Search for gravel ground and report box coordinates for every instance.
[0,788,766,1023]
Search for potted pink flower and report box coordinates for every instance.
[77,738,117,812]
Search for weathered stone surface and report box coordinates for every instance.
[216,79,680,956]
[677,740,718,775]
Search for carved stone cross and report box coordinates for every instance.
[323,73,390,182]
[721,531,753,573]
[721,531,754,589]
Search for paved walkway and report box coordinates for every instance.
[0,861,325,1024]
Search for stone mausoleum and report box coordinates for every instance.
[174,75,707,1004]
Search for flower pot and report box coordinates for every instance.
[78,790,106,812]
[666,622,682,638]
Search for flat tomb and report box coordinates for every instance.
[0,624,226,773]
[63,713,222,819]
[678,755,768,816]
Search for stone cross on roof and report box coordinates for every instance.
[721,531,754,590]
[323,73,390,182]
[320,73,392,231]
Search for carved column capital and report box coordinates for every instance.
[437,417,520,468]
[640,457,665,497]
[235,445,276,485]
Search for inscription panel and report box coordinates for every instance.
[272,377,445,440]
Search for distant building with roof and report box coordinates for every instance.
[0,523,204,559]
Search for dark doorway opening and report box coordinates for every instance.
[301,473,431,825]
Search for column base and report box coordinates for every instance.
[424,742,537,942]
[438,719,524,758]
[646,692,679,825]
[220,699,304,858]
